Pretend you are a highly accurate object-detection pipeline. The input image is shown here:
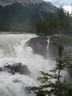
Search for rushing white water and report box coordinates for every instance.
[0,34,56,96]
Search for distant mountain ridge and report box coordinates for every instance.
[0,0,43,4]
[0,0,58,32]
[0,0,57,13]
[0,0,43,6]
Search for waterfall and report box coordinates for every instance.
[0,34,55,96]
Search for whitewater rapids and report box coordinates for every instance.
[0,34,57,96]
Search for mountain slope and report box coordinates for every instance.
[0,0,57,32]
[0,0,57,12]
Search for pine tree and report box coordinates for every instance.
[29,42,72,96]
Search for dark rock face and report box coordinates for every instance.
[27,35,48,56]
[49,36,72,58]
[63,45,72,57]
[67,64,72,76]
[0,67,2,71]
[11,63,22,73]
[49,36,60,58]
[49,36,60,46]
[49,36,72,81]
[67,64,72,82]
[20,65,30,75]
[0,63,30,75]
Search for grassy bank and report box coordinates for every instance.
[0,23,35,33]
[51,35,72,45]
[60,35,72,45]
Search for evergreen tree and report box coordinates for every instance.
[57,6,66,34]
[29,42,72,96]
[36,6,72,36]
[36,17,58,35]
[57,6,72,35]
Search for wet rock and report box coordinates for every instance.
[67,64,72,76]
[20,65,30,75]
[0,67,2,71]
[49,36,60,58]
[49,36,60,45]
[4,63,11,69]
[11,63,22,72]
[63,45,72,57]
[27,35,48,56]
[49,36,72,58]
[0,63,30,75]
[13,79,21,83]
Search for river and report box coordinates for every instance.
[0,34,56,96]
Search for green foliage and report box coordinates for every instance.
[59,35,72,45]
[0,23,33,32]
[57,6,72,35]
[0,3,56,32]
[36,17,58,35]
[36,6,72,36]
[29,42,72,96]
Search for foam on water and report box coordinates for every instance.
[0,34,54,96]
[0,72,37,96]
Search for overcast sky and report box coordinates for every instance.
[44,0,72,13]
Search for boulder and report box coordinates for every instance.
[0,67,2,71]
[11,63,22,73]
[20,65,30,75]
[4,63,11,69]
[0,63,30,75]
[27,35,48,56]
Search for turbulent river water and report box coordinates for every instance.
[0,34,69,96]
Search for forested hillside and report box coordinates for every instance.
[0,1,57,32]
[36,7,72,36]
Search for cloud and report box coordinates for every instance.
[43,0,71,13]
[44,0,71,6]
[63,6,71,13]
